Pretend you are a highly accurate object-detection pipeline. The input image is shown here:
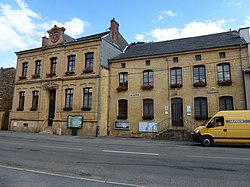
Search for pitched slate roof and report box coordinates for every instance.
[112,30,247,60]
[76,31,110,42]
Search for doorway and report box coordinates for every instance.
[171,98,183,127]
[48,90,56,126]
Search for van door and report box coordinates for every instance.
[206,116,227,142]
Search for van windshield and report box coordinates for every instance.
[201,117,211,126]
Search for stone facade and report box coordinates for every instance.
[10,19,127,136]
[109,29,250,138]
[0,67,16,130]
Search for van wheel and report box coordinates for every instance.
[201,136,213,147]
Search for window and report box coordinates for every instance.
[194,97,208,120]
[84,52,94,72]
[117,99,128,119]
[17,91,25,111]
[219,96,233,111]
[170,67,182,88]
[50,58,57,75]
[217,63,232,86]
[209,117,225,127]
[121,63,126,68]
[219,52,226,58]
[145,60,150,66]
[195,55,201,61]
[20,62,28,79]
[67,55,75,73]
[193,65,206,87]
[64,89,73,111]
[142,70,153,90]
[117,72,128,91]
[82,88,92,111]
[35,60,42,76]
[143,99,154,120]
[173,57,178,63]
[30,91,39,111]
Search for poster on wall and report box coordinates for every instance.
[139,121,158,132]
[114,121,130,130]
[67,115,83,128]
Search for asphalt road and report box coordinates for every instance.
[0,131,250,187]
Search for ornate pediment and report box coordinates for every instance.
[42,82,59,90]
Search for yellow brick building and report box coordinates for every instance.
[10,19,127,136]
[109,28,250,137]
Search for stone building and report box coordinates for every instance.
[10,19,127,136]
[109,28,250,137]
[0,67,16,130]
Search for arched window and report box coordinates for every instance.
[193,65,206,87]
[217,63,232,86]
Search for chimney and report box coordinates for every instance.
[110,18,119,45]
[42,36,48,47]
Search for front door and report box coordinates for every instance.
[48,90,56,126]
[171,98,183,127]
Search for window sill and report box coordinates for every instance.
[217,81,232,86]
[65,71,75,76]
[195,116,208,120]
[142,115,154,120]
[30,108,38,111]
[81,107,91,111]
[32,74,40,79]
[170,84,182,89]
[83,69,93,73]
[141,85,154,90]
[117,86,128,91]
[193,82,207,87]
[46,73,56,78]
[19,76,27,80]
[17,108,24,111]
[117,115,128,119]
[63,107,72,111]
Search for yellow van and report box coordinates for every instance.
[192,110,250,146]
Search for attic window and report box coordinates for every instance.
[121,63,126,68]
[195,55,201,61]
[173,57,178,63]
[145,60,150,66]
[219,52,226,58]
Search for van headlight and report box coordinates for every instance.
[194,129,200,134]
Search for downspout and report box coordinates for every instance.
[107,60,112,135]
[96,40,102,137]
[239,44,247,109]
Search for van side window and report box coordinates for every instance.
[209,117,224,127]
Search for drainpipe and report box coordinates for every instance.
[96,40,103,137]
[107,60,112,135]
[239,44,247,109]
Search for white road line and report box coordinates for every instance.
[0,141,24,145]
[0,164,148,187]
[187,155,250,161]
[40,145,82,151]
[103,150,159,156]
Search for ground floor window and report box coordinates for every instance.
[194,97,208,120]
[219,96,233,110]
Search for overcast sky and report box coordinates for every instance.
[0,0,250,68]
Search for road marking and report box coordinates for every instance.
[103,150,159,156]
[40,145,82,151]
[0,141,24,145]
[0,164,148,187]
[187,155,250,161]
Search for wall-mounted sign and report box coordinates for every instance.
[208,87,219,94]
[130,93,140,97]
[114,121,130,130]
[187,106,191,116]
[67,115,83,128]
[139,121,158,132]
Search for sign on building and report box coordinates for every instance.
[67,115,83,128]
[139,121,158,132]
[114,121,130,130]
